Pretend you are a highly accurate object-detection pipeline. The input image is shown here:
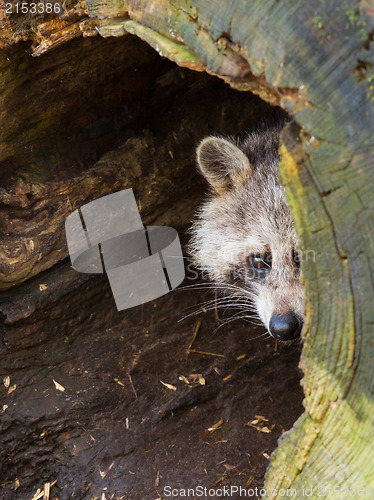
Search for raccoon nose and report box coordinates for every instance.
[269,313,302,341]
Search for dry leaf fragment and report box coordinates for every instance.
[52,379,65,392]
[160,380,177,391]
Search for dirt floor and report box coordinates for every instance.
[0,247,304,500]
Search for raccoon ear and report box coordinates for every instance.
[196,136,251,192]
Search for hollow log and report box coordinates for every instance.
[1,1,374,499]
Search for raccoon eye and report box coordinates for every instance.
[293,250,301,268]
[248,253,272,278]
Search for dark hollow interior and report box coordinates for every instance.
[0,34,304,499]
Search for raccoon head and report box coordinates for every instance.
[190,133,305,341]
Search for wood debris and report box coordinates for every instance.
[186,320,201,352]
[3,375,10,389]
[52,379,65,392]
[189,349,224,358]
[30,480,56,500]
[160,380,177,391]
[207,418,224,432]
[179,373,206,385]
[99,462,114,479]
[245,415,274,433]
[8,384,17,395]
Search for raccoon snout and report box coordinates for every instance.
[269,312,303,341]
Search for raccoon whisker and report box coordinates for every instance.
[175,282,221,291]
[176,281,255,296]
[178,302,250,322]
[229,309,260,321]
[181,296,251,314]
[176,289,257,314]
[212,314,261,334]
[190,296,249,307]
[178,298,259,322]
[178,304,232,322]
[200,297,257,311]
[249,331,272,341]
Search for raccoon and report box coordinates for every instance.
[189,113,304,341]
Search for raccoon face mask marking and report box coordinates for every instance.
[189,123,305,342]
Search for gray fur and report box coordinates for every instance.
[189,116,304,336]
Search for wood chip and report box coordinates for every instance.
[160,380,177,391]
[260,427,272,433]
[207,418,224,432]
[43,482,50,500]
[99,462,114,479]
[189,349,224,358]
[186,320,201,352]
[30,480,57,500]
[31,488,43,500]
[52,379,65,392]
[77,422,96,442]
[39,284,48,291]
[3,375,10,389]
[246,475,255,487]
[188,373,205,385]
[245,415,274,433]
[8,384,17,394]
[179,375,190,384]
[128,374,137,400]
